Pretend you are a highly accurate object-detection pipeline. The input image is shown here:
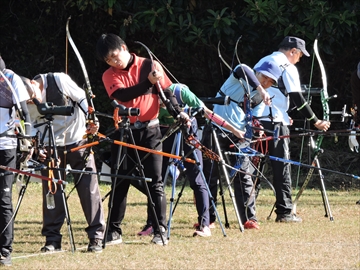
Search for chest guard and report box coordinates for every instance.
[0,70,15,108]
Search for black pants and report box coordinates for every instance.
[260,121,293,216]
[0,148,16,256]
[109,126,167,235]
[41,140,105,242]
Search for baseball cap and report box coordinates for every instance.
[279,36,310,57]
[254,61,282,82]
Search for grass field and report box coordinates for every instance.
[8,180,360,269]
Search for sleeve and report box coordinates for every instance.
[281,66,302,93]
[111,80,153,101]
[12,73,30,103]
[162,87,182,118]
[56,73,88,115]
[19,100,32,136]
[288,91,319,123]
[233,64,261,89]
[180,85,204,108]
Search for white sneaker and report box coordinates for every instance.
[193,226,211,237]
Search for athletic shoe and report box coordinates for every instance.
[106,231,123,245]
[0,253,11,267]
[40,241,61,252]
[193,226,211,237]
[151,226,168,245]
[275,214,302,223]
[137,224,153,236]
[87,238,103,253]
[244,220,260,229]
[193,222,216,229]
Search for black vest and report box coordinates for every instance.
[45,73,68,106]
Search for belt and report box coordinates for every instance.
[130,118,159,129]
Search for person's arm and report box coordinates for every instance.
[234,64,270,105]
[283,69,330,131]
[111,80,153,101]
[20,101,32,136]
[203,106,244,139]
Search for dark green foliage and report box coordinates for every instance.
[1,0,359,135]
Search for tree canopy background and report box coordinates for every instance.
[1,0,359,136]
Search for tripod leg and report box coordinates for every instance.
[291,150,333,221]
[167,164,186,239]
[211,128,244,232]
[217,165,230,228]
[46,125,76,253]
[314,158,334,221]
[166,131,183,239]
[103,129,125,249]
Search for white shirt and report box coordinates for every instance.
[0,70,30,150]
[252,51,302,125]
[28,73,89,146]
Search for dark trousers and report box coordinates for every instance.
[41,140,105,242]
[202,124,256,223]
[0,148,16,256]
[161,128,210,227]
[109,126,167,235]
[261,121,293,216]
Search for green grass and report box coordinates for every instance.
[9,181,360,269]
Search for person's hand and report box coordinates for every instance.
[289,116,293,126]
[233,128,245,139]
[148,70,163,84]
[37,148,47,163]
[86,123,99,135]
[314,120,330,131]
[177,111,191,128]
[259,88,271,106]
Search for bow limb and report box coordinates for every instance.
[313,36,329,152]
[134,41,169,103]
[217,40,232,72]
[66,17,96,126]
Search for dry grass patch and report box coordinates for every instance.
[9,181,360,269]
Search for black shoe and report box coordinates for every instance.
[0,253,11,267]
[40,241,62,252]
[275,214,302,223]
[106,231,122,245]
[87,238,103,253]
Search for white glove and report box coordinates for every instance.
[348,131,359,153]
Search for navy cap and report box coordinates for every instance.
[279,36,310,57]
[255,61,282,82]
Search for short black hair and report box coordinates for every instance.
[96,33,127,61]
